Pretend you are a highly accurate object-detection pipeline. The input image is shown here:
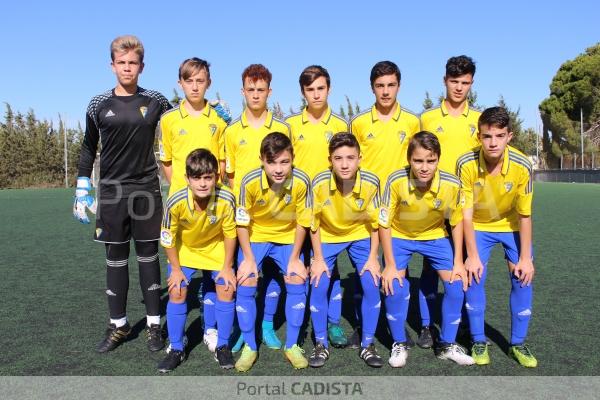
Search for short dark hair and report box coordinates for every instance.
[179,57,210,80]
[260,132,293,162]
[299,65,330,93]
[407,131,441,160]
[328,132,360,155]
[186,148,218,178]
[445,55,476,78]
[370,61,401,87]
[478,107,511,131]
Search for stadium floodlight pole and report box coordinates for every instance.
[581,108,584,169]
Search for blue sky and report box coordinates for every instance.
[1,1,598,132]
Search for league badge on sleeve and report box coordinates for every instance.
[379,207,389,226]
[236,207,250,225]
[160,229,173,247]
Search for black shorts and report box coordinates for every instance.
[94,184,163,243]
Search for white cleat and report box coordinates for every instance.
[388,342,408,368]
[436,343,475,366]
[203,328,218,353]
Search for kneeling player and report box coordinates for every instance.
[234,132,311,372]
[457,107,537,367]
[309,133,383,368]
[158,149,237,372]
[379,131,474,367]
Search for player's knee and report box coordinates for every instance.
[238,277,257,288]
[216,284,235,302]
[287,274,305,285]
[133,240,158,257]
[168,288,187,304]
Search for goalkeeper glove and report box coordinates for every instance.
[73,177,97,224]
[209,100,232,124]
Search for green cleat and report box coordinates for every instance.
[234,344,257,372]
[471,342,491,365]
[509,344,538,368]
[261,320,282,350]
[284,344,309,369]
[327,323,348,348]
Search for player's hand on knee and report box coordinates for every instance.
[286,257,308,282]
[309,258,329,288]
[360,257,382,287]
[514,259,535,287]
[72,177,97,224]
[209,99,232,124]
[450,262,469,291]
[381,265,399,296]
[465,256,484,285]
[167,269,188,295]
[237,258,258,285]
[216,267,237,292]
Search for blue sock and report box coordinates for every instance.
[419,267,438,327]
[384,278,410,343]
[440,280,464,344]
[284,282,306,349]
[236,285,257,351]
[465,267,488,343]
[327,278,342,325]
[166,301,187,351]
[202,291,217,330]
[310,274,331,347]
[215,298,235,348]
[510,272,533,345]
[262,277,281,323]
[353,274,363,325]
[359,272,381,347]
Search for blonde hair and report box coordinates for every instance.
[110,35,144,62]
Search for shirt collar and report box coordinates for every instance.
[241,109,274,129]
[478,146,510,176]
[260,168,293,191]
[440,99,470,117]
[178,99,212,119]
[328,169,362,194]
[408,169,441,194]
[301,106,332,125]
[370,102,401,122]
[185,187,217,214]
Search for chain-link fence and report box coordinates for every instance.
[534,169,600,184]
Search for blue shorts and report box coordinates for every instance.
[166,264,224,288]
[390,237,454,271]
[320,239,371,272]
[237,242,304,278]
[475,231,534,266]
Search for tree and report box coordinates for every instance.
[422,91,434,110]
[539,43,600,167]
[338,105,347,121]
[170,88,182,106]
[498,96,538,156]
[271,102,284,120]
[345,95,354,119]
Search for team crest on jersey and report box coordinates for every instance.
[160,229,173,246]
[179,128,187,136]
[355,198,364,208]
[298,134,305,141]
[401,200,409,206]
[284,193,292,204]
[398,131,407,143]
[256,199,266,206]
[436,126,444,133]
[209,124,217,136]
[236,207,250,224]
[325,131,334,143]
[469,124,477,136]
[433,199,442,209]
[323,199,332,206]
[366,133,375,140]
[379,207,389,225]
[95,228,103,238]
[504,182,513,192]
[208,215,217,225]
[139,106,148,118]
[239,139,247,146]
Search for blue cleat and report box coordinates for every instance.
[262,320,282,350]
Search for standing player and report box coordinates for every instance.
[417,55,481,348]
[158,149,237,372]
[308,133,383,368]
[285,65,349,348]
[234,133,311,372]
[350,60,420,345]
[379,132,474,367]
[457,107,537,367]
[158,57,228,353]
[74,35,172,353]
[224,64,290,351]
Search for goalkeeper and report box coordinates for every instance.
[74,35,172,353]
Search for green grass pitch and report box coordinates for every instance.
[0,182,598,375]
